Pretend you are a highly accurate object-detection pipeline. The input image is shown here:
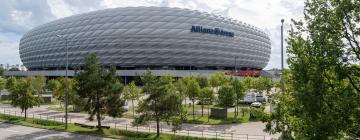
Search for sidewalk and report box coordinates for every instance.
[0,104,279,140]
[0,122,115,140]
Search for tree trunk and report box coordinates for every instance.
[207,105,210,122]
[235,99,238,118]
[96,97,102,130]
[184,96,187,106]
[237,102,239,116]
[234,104,237,118]
[156,117,160,137]
[132,99,135,117]
[192,100,195,120]
[97,111,101,130]
[201,104,204,117]
[24,109,27,120]
[155,98,160,138]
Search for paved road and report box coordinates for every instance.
[0,104,279,140]
[0,122,115,140]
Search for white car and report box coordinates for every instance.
[251,102,262,108]
[123,101,129,111]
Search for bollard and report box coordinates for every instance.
[216,132,218,139]
[15,111,16,116]
[148,126,150,132]
[202,131,204,137]
[246,134,248,140]
[187,130,189,136]
[137,126,138,132]
[125,124,127,131]
[47,115,49,120]
[115,123,117,129]
[231,133,233,140]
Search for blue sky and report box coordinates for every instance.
[0,0,304,69]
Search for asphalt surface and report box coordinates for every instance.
[0,122,115,140]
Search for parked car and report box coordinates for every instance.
[250,102,262,108]
[123,101,129,111]
[256,95,265,102]
[240,92,257,104]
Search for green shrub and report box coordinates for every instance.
[109,128,151,138]
[33,119,63,126]
[249,107,265,120]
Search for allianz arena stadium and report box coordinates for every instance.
[18,7,271,77]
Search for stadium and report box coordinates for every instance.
[10,7,271,77]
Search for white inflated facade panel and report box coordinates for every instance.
[19,7,271,70]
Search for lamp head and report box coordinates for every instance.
[281,19,284,23]
[56,34,63,38]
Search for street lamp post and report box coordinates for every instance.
[281,19,285,94]
[234,56,238,116]
[56,34,69,129]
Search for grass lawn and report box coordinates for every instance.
[185,111,251,125]
[185,104,250,111]
[0,113,217,140]
[47,105,254,125]
[0,100,11,104]
[41,100,61,105]
[47,106,75,112]
[0,100,60,106]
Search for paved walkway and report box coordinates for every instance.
[0,104,279,140]
[0,122,115,140]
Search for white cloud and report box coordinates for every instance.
[101,0,159,8]
[47,0,74,18]
[0,36,21,65]
[10,10,32,28]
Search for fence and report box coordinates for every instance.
[0,108,265,140]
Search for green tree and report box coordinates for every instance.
[199,87,215,122]
[5,77,17,91]
[253,76,273,96]
[8,78,42,120]
[264,0,360,139]
[47,78,78,109]
[47,79,62,106]
[196,76,209,89]
[232,78,246,118]
[76,54,125,130]
[123,81,142,117]
[28,76,46,95]
[187,78,201,120]
[209,72,230,88]
[0,77,6,91]
[176,76,191,105]
[0,67,4,76]
[136,72,183,137]
[217,85,235,109]
[242,76,254,90]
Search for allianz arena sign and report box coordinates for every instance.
[190,26,235,37]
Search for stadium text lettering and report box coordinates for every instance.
[190,26,234,37]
